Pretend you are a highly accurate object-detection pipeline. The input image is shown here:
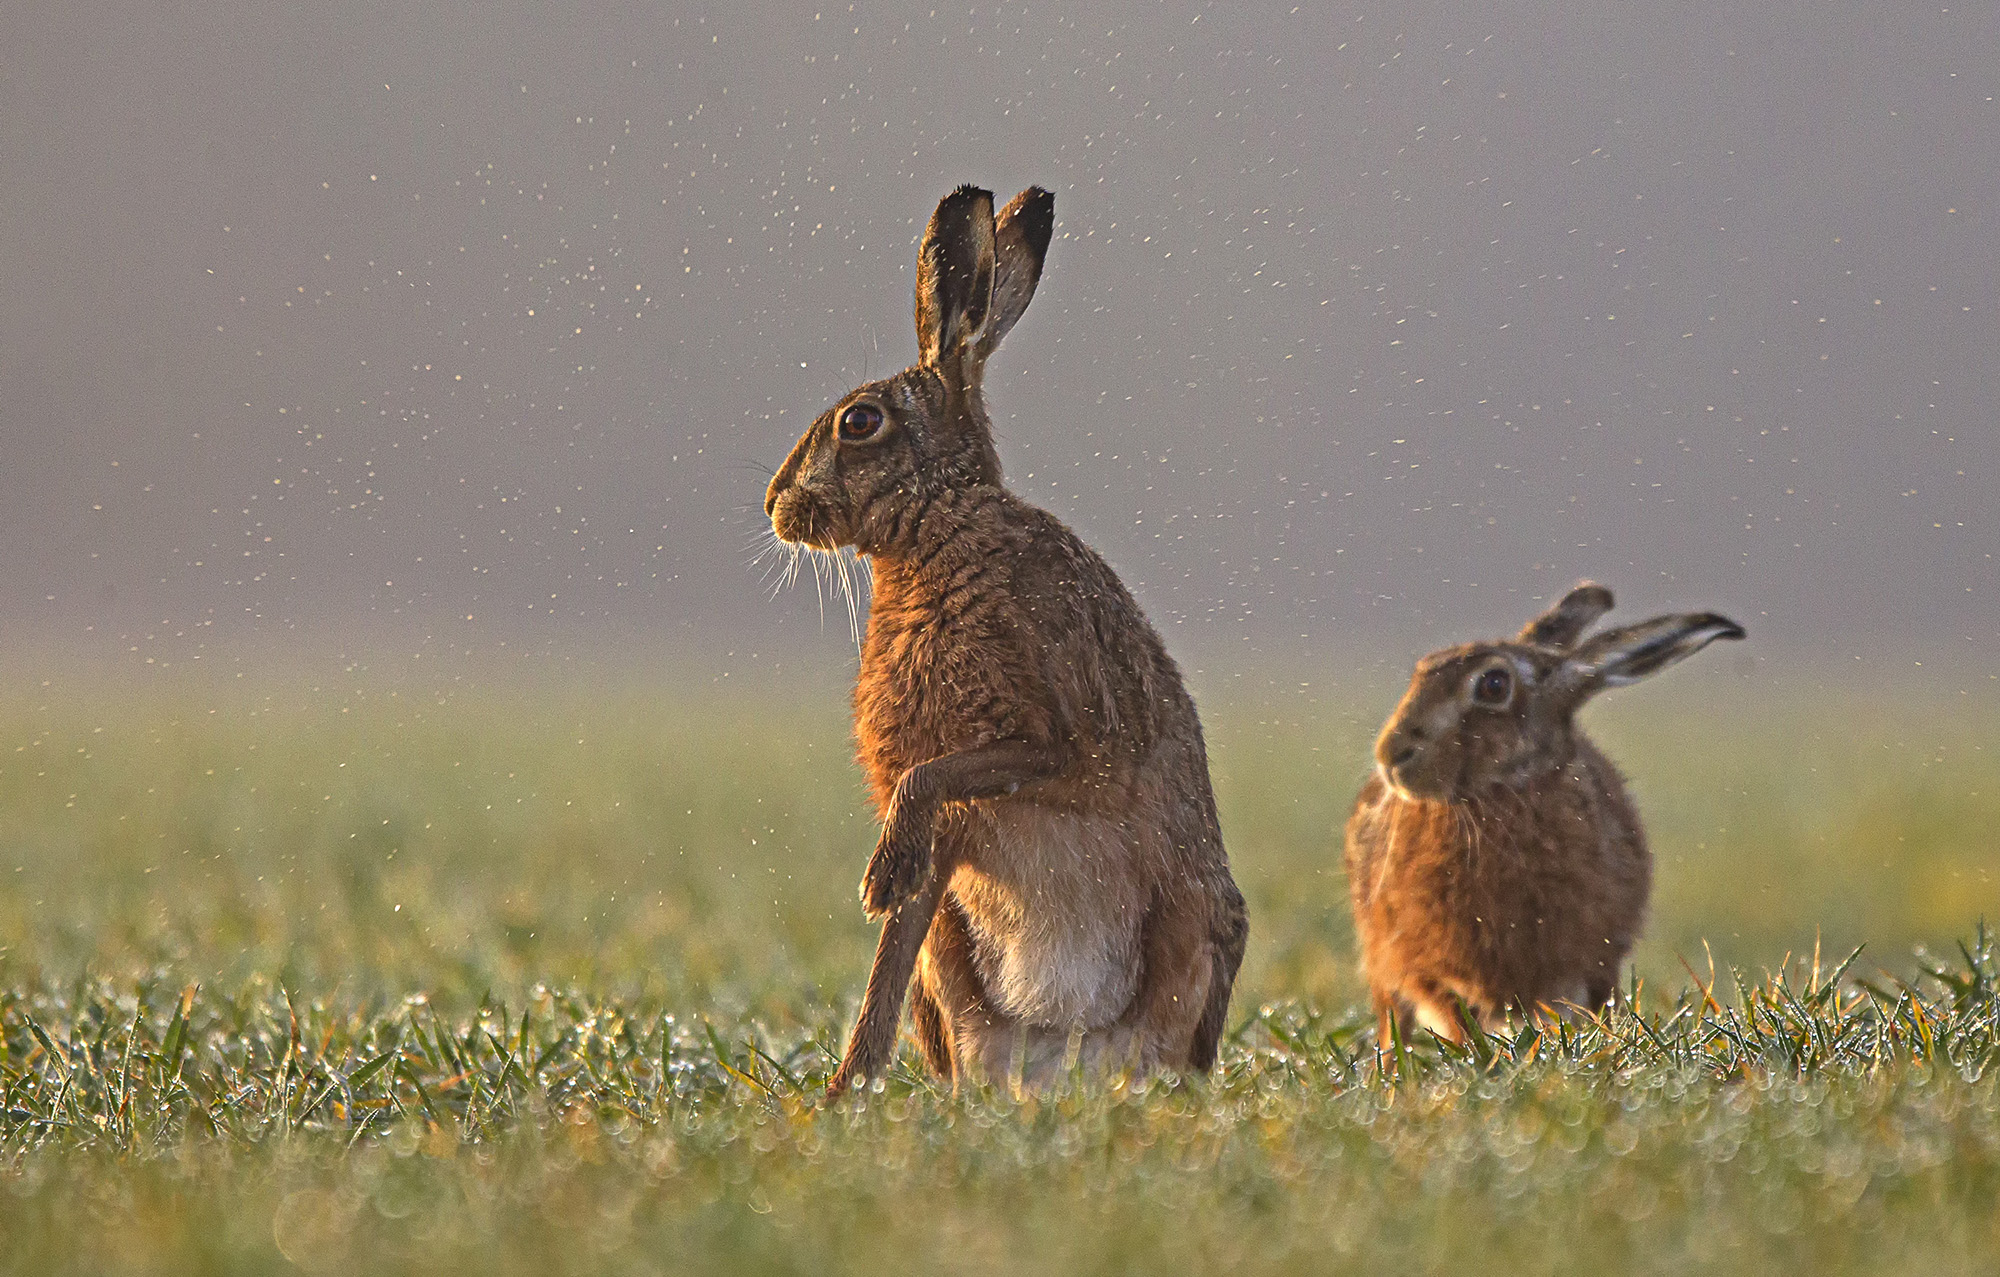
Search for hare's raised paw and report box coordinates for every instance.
[861,823,931,918]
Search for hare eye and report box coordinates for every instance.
[1473,667,1512,706]
[838,403,884,442]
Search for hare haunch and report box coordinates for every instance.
[765,185,1247,1094]
[1345,583,1744,1043]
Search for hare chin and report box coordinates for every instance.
[1374,767,1433,806]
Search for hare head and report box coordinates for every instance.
[764,184,1055,556]
[1374,583,1744,802]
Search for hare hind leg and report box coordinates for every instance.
[1109,883,1223,1074]
[915,892,1008,1087]
[909,982,951,1080]
[1190,889,1248,1070]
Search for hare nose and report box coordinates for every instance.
[764,467,793,517]
[766,434,809,517]
[1378,726,1426,770]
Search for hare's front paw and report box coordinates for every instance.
[861,819,932,918]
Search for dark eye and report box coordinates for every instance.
[1473,667,1512,706]
[838,403,884,442]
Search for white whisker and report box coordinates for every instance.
[808,546,829,627]
[832,548,854,645]
[772,541,803,599]
[752,518,870,652]
[834,546,869,651]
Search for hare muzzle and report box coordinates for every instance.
[1374,713,1459,801]
[765,486,820,547]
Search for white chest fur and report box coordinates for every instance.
[948,802,1148,1029]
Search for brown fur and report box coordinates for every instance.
[1344,584,1743,1043]
[765,185,1247,1094]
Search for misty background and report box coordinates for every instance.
[3,1,1995,697]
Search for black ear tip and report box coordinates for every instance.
[1685,613,1746,642]
[928,185,995,235]
[1001,186,1057,251]
[1568,581,1614,609]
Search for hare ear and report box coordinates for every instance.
[915,185,996,372]
[973,187,1055,362]
[1517,582,1615,650]
[1563,612,1745,693]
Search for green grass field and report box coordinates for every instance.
[2,665,1997,1273]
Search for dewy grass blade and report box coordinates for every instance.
[26,1019,70,1075]
[160,987,194,1082]
[746,1040,803,1094]
[703,1021,769,1095]
[347,1026,401,1092]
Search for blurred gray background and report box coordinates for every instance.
[3,1,1995,688]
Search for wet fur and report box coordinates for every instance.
[857,489,1239,1086]
[766,186,1246,1092]
[1345,742,1647,1039]
[1345,584,1742,1043]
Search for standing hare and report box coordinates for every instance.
[1345,583,1743,1043]
[765,185,1247,1094]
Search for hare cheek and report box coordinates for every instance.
[1392,742,1458,802]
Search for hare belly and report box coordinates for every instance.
[949,805,1147,1029]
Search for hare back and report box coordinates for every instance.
[1345,743,1649,1015]
[943,799,1156,1028]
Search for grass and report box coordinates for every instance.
[2,664,1998,1273]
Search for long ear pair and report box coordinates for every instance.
[1562,612,1746,695]
[1524,580,1744,700]
[915,185,1054,376]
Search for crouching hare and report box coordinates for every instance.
[765,185,1247,1094]
[1345,583,1744,1043]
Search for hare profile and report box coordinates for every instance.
[1345,583,1743,1043]
[765,185,1247,1094]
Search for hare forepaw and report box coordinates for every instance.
[861,821,931,918]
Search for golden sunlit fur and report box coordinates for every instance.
[1345,583,1744,1043]
[766,185,1247,1094]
